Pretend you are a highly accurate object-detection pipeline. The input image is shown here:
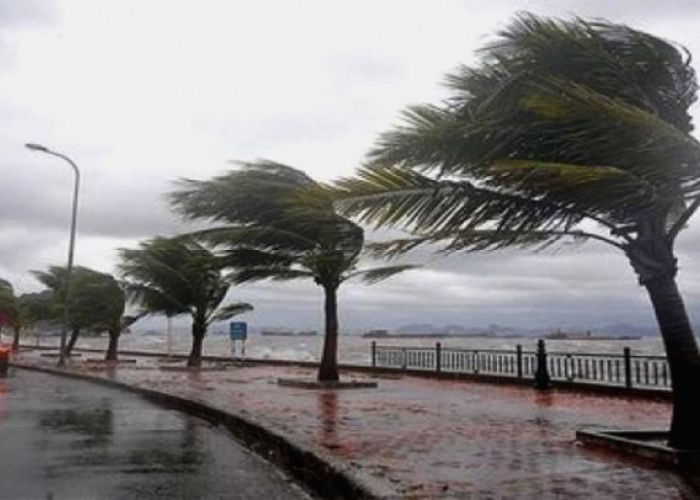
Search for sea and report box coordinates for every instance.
[11,327,669,365]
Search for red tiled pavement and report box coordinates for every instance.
[14,352,698,499]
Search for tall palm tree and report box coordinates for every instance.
[335,14,700,448]
[170,161,414,381]
[119,236,253,367]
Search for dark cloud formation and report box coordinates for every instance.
[1,0,700,332]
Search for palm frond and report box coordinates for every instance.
[210,302,254,322]
[343,265,417,284]
[338,13,700,255]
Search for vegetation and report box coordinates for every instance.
[0,279,22,350]
[335,14,700,448]
[32,266,128,359]
[119,236,253,367]
[170,161,414,381]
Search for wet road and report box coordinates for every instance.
[0,369,310,499]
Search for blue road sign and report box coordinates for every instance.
[229,321,247,341]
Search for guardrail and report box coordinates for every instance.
[370,340,671,391]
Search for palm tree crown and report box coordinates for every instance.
[119,236,253,367]
[170,161,413,380]
[336,14,699,267]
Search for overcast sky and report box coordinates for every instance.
[2,0,700,332]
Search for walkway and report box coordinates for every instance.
[0,368,310,499]
[12,351,700,498]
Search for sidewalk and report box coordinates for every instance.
[13,350,696,499]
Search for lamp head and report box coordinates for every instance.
[25,143,50,152]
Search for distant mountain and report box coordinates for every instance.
[390,322,676,338]
[395,323,440,334]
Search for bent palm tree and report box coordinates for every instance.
[119,237,253,367]
[32,266,122,356]
[32,266,128,358]
[170,161,414,381]
[0,279,22,350]
[336,14,700,448]
[76,274,128,361]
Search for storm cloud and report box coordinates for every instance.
[1,0,699,332]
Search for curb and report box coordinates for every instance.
[10,362,380,500]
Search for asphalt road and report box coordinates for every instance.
[0,369,310,499]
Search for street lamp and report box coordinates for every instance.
[25,143,81,367]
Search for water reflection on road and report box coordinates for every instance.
[0,369,309,499]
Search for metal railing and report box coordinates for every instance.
[371,341,671,391]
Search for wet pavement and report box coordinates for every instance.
[11,351,700,498]
[0,369,310,500]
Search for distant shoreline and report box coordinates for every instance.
[362,332,642,340]
[362,332,525,339]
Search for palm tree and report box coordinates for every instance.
[0,279,22,350]
[32,266,128,358]
[335,14,700,448]
[119,236,253,367]
[17,291,56,348]
[75,274,128,361]
[170,161,414,382]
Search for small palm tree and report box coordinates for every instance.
[17,291,57,348]
[119,236,253,367]
[75,274,128,361]
[170,161,414,381]
[0,279,22,350]
[336,14,700,448]
[32,266,129,359]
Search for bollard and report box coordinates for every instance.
[435,342,442,373]
[534,339,551,390]
[0,344,10,378]
[623,347,632,389]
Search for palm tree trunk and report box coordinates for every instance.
[105,329,119,361]
[318,284,340,382]
[65,327,80,356]
[12,325,20,351]
[188,317,207,368]
[644,275,700,449]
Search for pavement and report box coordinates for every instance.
[10,350,700,499]
[0,368,310,500]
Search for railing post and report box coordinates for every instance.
[371,341,376,368]
[402,348,407,370]
[623,347,632,389]
[516,344,523,379]
[534,339,551,390]
[435,342,442,373]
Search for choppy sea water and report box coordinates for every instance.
[14,328,668,365]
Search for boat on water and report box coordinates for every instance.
[260,330,318,337]
[545,330,641,341]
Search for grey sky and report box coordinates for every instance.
[1,0,699,332]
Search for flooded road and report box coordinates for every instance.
[0,369,310,499]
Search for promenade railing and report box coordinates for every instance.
[370,341,671,391]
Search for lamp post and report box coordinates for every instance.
[25,143,80,367]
